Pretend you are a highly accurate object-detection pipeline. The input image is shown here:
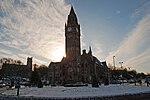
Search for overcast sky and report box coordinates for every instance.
[0,0,150,73]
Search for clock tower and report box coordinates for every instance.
[49,6,109,85]
[65,6,81,62]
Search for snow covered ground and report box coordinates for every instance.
[2,84,150,98]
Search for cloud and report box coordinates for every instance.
[106,3,150,72]
[0,0,70,63]
[132,1,150,19]
[116,10,120,14]
[0,48,13,56]
[124,48,150,67]
[92,43,103,57]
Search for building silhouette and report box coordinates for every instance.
[49,7,108,85]
[1,57,32,78]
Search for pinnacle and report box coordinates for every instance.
[88,46,92,55]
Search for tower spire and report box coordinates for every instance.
[67,6,78,25]
[69,5,75,15]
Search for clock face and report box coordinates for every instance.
[67,27,72,32]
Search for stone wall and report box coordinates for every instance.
[0,92,150,100]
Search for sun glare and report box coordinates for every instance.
[52,47,65,62]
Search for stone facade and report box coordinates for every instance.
[49,7,109,85]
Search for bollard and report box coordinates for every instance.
[17,87,19,96]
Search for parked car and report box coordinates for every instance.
[0,80,6,88]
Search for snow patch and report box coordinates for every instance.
[2,84,150,98]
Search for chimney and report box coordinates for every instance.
[27,57,32,70]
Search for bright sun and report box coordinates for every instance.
[52,47,65,62]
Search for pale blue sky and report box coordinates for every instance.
[0,0,150,73]
[67,0,149,54]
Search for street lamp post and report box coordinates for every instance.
[119,62,123,69]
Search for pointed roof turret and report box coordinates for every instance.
[88,46,92,56]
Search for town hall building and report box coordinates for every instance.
[49,7,109,85]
